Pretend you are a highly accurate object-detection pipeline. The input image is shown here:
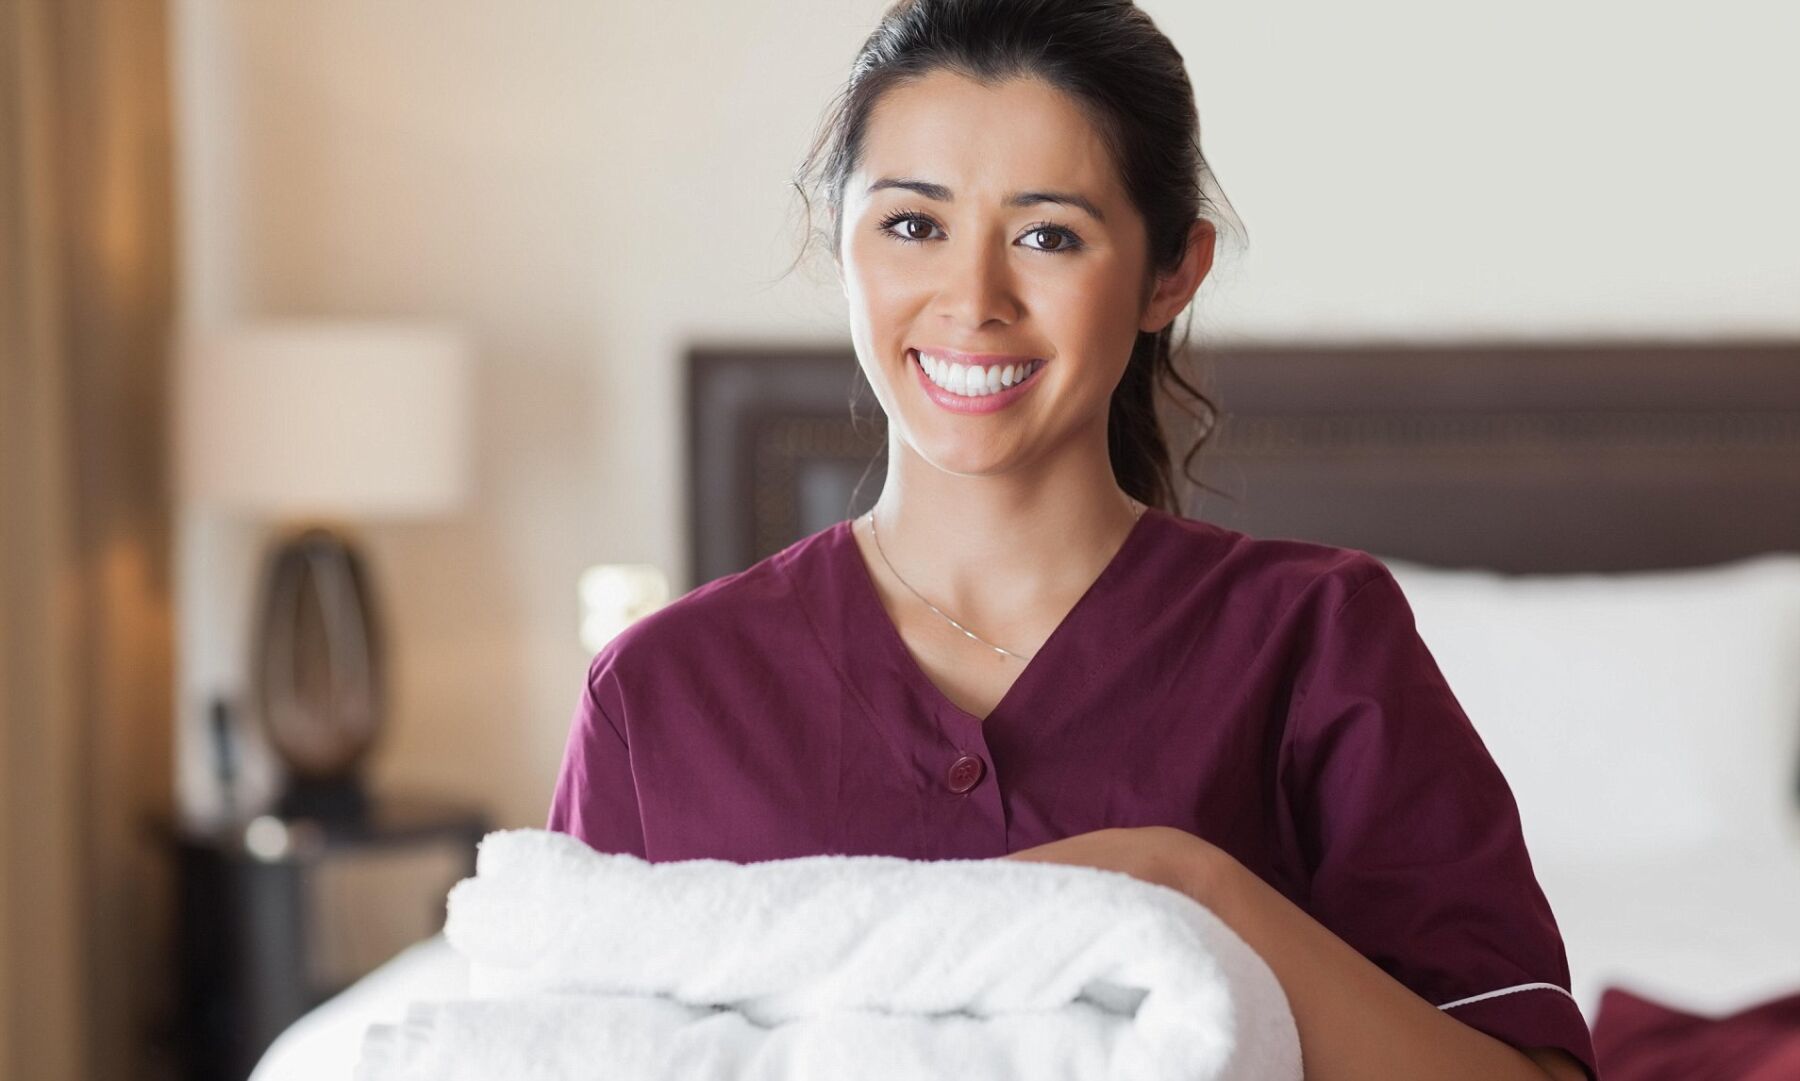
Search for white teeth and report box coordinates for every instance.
[915,350,1043,397]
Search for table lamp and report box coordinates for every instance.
[177,320,473,825]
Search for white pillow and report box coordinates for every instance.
[1373,551,1800,864]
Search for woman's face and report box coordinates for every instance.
[838,70,1171,478]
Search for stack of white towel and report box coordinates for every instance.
[354,828,1301,1081]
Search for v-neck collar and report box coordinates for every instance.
[832,503,1167,729]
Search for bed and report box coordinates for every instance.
[251,338,1800,1079]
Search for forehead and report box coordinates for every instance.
[855,70,1122,204]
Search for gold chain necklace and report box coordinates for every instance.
[866,497,1146,663]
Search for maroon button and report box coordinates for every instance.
[947,754,985,793]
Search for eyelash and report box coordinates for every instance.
[874,207,1085,254]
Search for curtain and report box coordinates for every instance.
[0,1,178,1079]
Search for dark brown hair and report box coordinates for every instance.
[788,0,1245,513]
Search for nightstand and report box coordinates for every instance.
[161,792,491,1081]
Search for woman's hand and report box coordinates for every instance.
[999,825,1222,908]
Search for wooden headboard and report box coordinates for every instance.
[686,340,1800,587]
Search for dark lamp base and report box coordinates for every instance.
[275,774,371,826]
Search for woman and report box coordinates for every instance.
[548,2,1595,1078]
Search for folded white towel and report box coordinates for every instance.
[355,828,1301,1081]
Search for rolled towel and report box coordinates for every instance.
[356,828,1301,1081]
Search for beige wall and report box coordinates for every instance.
[169,0,1800,832]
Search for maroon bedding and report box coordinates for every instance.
[1592,984,1800,1080]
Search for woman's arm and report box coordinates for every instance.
[1005,827,1583,1081]
[1187,843,1586,1081]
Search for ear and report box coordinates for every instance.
[1138,219,1216,335]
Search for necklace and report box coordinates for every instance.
[866,496,1146,663]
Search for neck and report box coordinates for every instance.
[864,445,1148,633]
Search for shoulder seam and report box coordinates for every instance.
[1331,557,1393,620]
[1285,555,1398,725]
[585,654,630,749]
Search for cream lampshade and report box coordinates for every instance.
[177,320,474,824]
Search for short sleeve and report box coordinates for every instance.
[545,652,649,858]
[1280,558,1599,1080]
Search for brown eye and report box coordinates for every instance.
[1021,224,1083,254]
[878,212,943,244]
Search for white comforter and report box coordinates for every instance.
[348,828,1300,1081]
[1533,838,1800,1017]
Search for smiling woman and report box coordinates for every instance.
[549,2,1594,1080]
[790,14,1241,526]
[837,72,1171,449]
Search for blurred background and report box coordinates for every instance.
[3,1,1797,1079]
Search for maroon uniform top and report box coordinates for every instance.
[548,505,1599,1078]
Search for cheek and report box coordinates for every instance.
[843,241,918,327]
[1033,263,1146,380]
[1042,254,1144,320]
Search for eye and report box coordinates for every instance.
[1020,223,1084,254]
[876,209,943,245]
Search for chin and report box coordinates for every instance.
[906,429,1028,478]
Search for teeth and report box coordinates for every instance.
[914,350,1044,397]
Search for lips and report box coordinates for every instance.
[907,346,1049,413]
[910,345,1042,368]
[910,346,1048,392]
[911,348,1045,394]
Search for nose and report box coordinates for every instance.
[932,232,1022,330]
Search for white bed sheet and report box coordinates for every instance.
[1537,837,1800,1021]
[248,933,469,1081]
[250,838,1800,1079]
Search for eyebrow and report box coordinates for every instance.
[865,176,1106,224]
